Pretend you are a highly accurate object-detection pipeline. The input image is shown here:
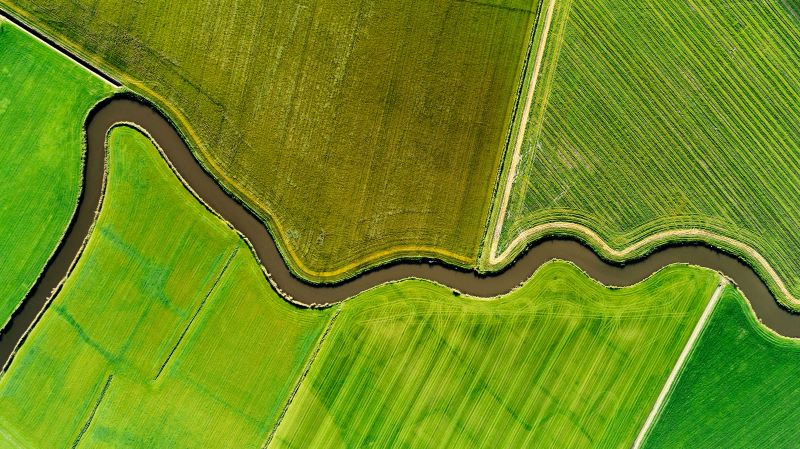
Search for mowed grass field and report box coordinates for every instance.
[0,19,112,327]
[271,262,720,448]
[2,0,537,282]
[643,286,800,448]
[494,0,800,303]
[0,127,333,448]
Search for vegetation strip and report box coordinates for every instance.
[631,279,726,449]
[152,247,239,380]
[263,308,341,449]
[71,374,113,449]
[0,9,118,86]
[488,0,557,266]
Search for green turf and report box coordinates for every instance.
[271,261,720,448]
[1,0,537,282]
[493,0,800,303]
[0,19,112,327]
[642,285,800,448]
[0,127,333,448]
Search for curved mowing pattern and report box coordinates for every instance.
[1,95,799,373]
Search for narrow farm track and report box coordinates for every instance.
[1,94,799,373]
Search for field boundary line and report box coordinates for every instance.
[72,374,114,448]
[631,279,726,449]
[0,8,119,87]
[153,246,239,380]
[488,0,556,265]
[477,0,545,262]
[262,307,341,449]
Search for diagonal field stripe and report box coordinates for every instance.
[631,278,727,449]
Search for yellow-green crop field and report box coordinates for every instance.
[270,263,719,448]
[0,127,333,448]
[1,0,537,282]
[0,19,111,326]
[643,286,800,448]
[494,0,800,305]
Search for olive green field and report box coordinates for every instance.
[643,286,800,448]
[1,0,537,282]
[492,0,800,307]
[0,19,112,328]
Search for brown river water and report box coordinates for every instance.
[1,95,797,372]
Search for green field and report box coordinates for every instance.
[0,19,112,327]
[1,0,537,282]
[0,127,333,448]
[643,285,800,448]
[0,122,725,448]
[271,262,720,448]
[491,0,800,304]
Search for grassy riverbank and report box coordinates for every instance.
[0,19,112,327]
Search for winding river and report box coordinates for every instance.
[1,94,798,370]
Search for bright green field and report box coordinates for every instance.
[0,127,333,448]
[2,0,536,282]
[0,19,111,327]
[643,286,800,448]
[495,0,800,303]
[271,262,720,448]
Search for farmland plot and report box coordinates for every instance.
[271,261,720,448]
[643,286,800,448]
[490,0,800,307]
[1,0,537,281]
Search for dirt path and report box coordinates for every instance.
[489,0,557,266]
[631,279,727,449]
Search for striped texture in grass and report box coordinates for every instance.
[643,285,800,448]
[2,0,536,282]
[271,261,719,448]
[495,0,800,305]
[0,127,332,448]
[0,19,112,327]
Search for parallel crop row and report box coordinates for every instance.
[499,0,800,303]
